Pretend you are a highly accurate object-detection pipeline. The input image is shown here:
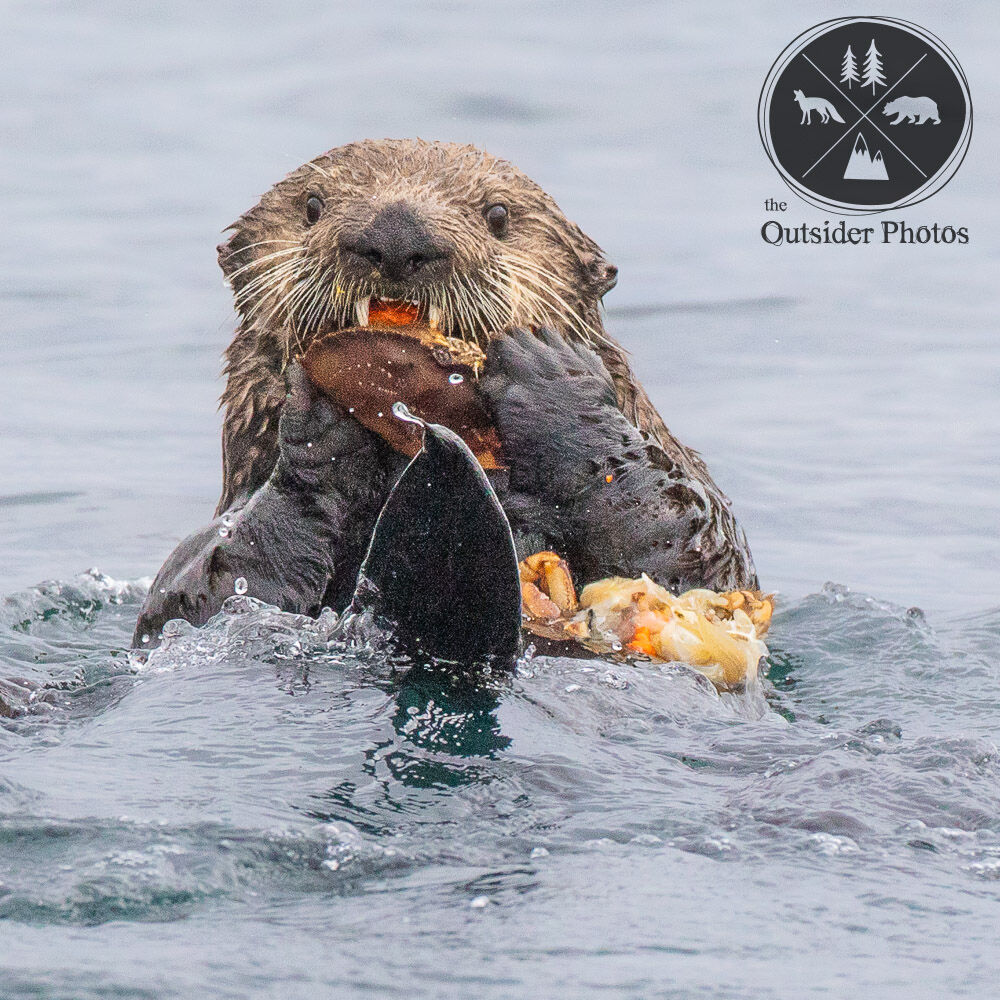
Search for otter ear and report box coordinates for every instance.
[578,249,619,299]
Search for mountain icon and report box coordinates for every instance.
[843,132,889,180]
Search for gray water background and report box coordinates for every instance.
[2,1,999,997]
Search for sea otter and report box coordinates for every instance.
[134,139,757,649]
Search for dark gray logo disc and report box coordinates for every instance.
[759,17,971,213]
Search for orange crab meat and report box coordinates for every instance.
[627,625,658,657]
[367,299,421,327]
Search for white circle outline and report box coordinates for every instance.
[758,16,972,215]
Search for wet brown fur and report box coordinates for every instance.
[216,138,715,515]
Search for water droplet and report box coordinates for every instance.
[234,577,248,596]
[377,411,383,418]
[393,401,423,426]
[530,847,549,859]
[611,640,623,652]
[221,512,234,528]
[306,441,313,448]
[348,407,355,413]
[218,527,229,538]
[141,634,150,644]
[469,896,490,909]
[448,372,464,384]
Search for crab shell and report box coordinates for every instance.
[301,323,503,469]
[518,552,774,690]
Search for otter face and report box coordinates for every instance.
[218,139,617,355]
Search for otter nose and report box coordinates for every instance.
[342,202,449,283]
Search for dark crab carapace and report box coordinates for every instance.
[301,320,504,469]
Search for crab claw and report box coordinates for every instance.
[347,403,522,673]
[518,550,578,616]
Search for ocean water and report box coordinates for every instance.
[2,1,999,997]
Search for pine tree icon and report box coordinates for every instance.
[862,39,886,94]
[841,45,859,89]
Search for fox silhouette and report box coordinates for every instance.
[793,89,845,124]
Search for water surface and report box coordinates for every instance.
[2,1,999,997]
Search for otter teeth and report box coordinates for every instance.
[354,297,370,326]
[428,305,442,330]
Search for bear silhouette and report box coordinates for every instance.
[883,96,940,125]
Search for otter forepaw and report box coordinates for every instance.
[479,326,616,433]
[477,327,621,495]
[481,326,615,406]
[277,361,383,483]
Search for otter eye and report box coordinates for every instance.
[485,203,509,238]
[305,195,324,226]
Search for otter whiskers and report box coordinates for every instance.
[230,246,600,358]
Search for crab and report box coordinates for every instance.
[301,316,499,466]
[518,550,774,690]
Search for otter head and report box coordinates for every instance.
[218,139,618,360]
